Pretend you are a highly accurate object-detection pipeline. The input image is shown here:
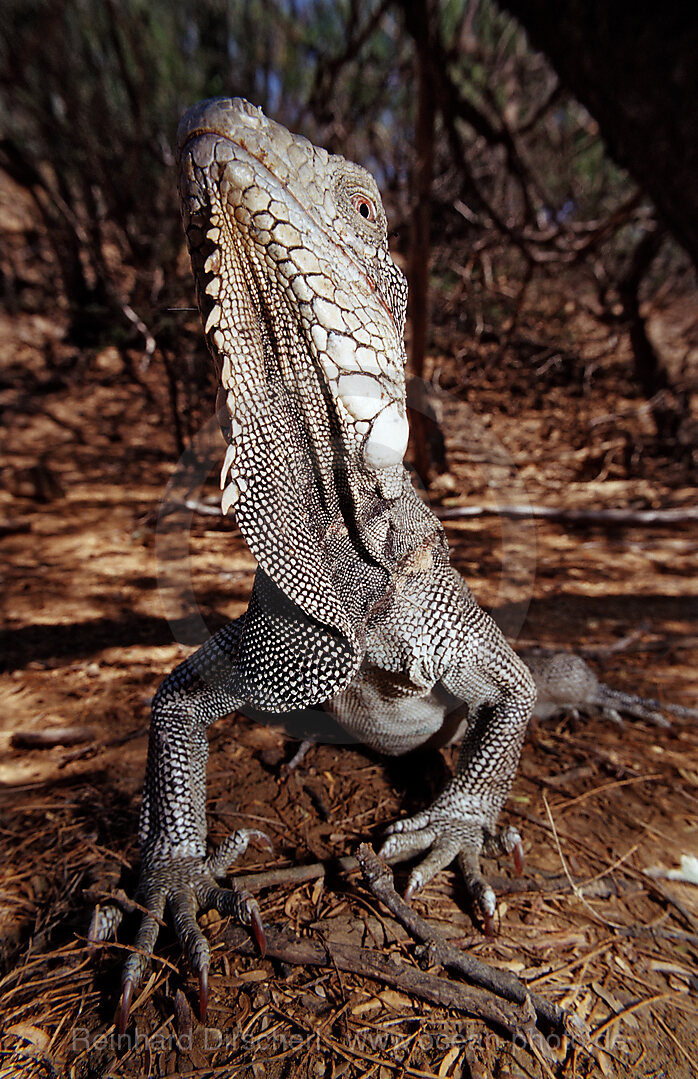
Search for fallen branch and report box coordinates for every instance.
[10,726,95,749]
[158,497,223,520]
[233,855,632,903]
[0,518,32,537]
[233,855,358,893]
[0,768,107,797]
[161,496,698,528]
[222,923,549,1053]
[356,844,583,1043]
[438,504,698,526]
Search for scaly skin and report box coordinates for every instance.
[90,98,535,1027]
[523,650,698,728]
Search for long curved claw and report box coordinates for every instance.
[482,824,524,875]
[403,878,419,902]
[250,904,266,957]
[512,837,524,875]
[117,978,134,1036]
[248,830,274,854]
[483,911,496,938]
[198,965,209,1022]
[204,884,266,957]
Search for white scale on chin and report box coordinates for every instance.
[221,480,240,514]
[362,402,409,470]
[334,371,408,473]
[336,373,384,420]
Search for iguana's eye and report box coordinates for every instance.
[352,194,377,222]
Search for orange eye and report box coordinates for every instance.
[352,194,376,222]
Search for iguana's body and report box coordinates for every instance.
[90,98,535,1028]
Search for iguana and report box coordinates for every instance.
[89,97,536,1030]
[524,650,698,727]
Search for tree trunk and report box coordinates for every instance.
[501,1,698,271]
[402,0,442,483]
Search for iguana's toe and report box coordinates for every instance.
[91,828,270,1028]
[116,899,165,1032]
[380,817,467,897]
[205,828,272,876]
[379,811,522,934]
[599,706,625,726]
[87,902,124,952]
[482,824,524,874]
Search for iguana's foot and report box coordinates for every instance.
[379,803,523,936]
[88,829,271,1032]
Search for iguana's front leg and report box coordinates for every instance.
[331,562,536,933]
[379,664,532,934]
[92,567,364,1029]
[89,619,268,1031]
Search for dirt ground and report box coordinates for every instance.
[1,279,697,1079]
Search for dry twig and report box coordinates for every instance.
[222,922,537,1046]
[438,504,698,525]
[355,843,585,1046]
[10,727,95,749]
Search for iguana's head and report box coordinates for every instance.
[177,98,410,518]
